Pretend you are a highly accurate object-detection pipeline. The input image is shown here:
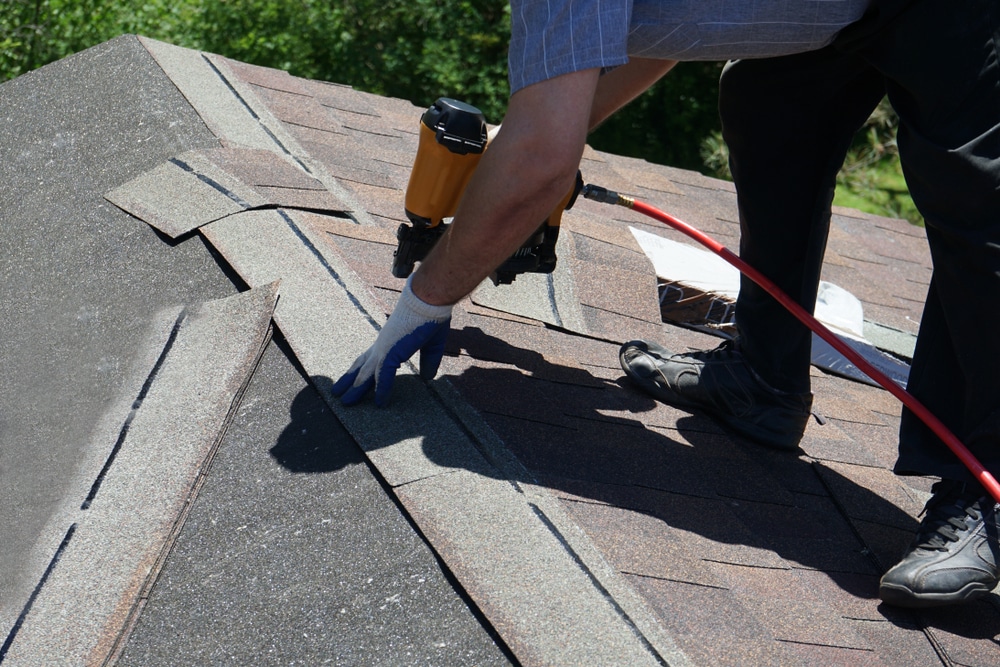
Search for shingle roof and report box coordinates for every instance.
[8,34,1000,665]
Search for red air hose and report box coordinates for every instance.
[582,184,1000,504]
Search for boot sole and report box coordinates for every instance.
[879,581,994,608]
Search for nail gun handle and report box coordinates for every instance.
[392,223,447,279]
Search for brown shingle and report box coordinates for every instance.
[629,575,796,666]
[237,65,997,663]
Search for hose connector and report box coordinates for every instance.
[582,184,634,209]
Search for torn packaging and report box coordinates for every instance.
[658,278,736,334]
[632,226,910,386]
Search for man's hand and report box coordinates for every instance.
[332,275,453,406]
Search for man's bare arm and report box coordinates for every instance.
[591,57,677,129]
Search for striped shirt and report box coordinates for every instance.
[509,0,872,93]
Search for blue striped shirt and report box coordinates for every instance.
[509,0,871,93]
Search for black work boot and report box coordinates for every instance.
[879,480,1000,607]
[619,339,812,451]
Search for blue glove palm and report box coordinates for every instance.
[332,276,453,407]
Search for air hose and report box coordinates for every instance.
[582,184,1000,504]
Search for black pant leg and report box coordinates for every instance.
[861,0,1000,482]
[719,49,884,393]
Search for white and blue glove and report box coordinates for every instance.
[332,275,453,406]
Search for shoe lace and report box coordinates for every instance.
[688,339,738,362]
[913,482,984,552]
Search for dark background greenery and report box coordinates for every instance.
[1,0,916,223]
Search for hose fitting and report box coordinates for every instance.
[582,184,634,208]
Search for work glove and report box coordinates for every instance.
[331,275,452,406]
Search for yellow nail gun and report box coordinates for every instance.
[392,97,582,285]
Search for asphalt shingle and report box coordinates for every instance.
[9,35,999,666]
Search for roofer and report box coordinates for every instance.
[620,0,1000,608]
[334,0,1000,608]
[332,0,871,404]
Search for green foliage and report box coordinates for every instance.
[699,128,731,181]
[834,98,921,225]
[0,0,203,78]
[214,0,513,121]
[0,0,45,80]
[1,0,511,119]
